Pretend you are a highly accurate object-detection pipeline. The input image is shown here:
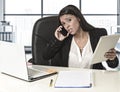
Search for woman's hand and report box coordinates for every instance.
[54,26,69,41]
[104,48,117,61]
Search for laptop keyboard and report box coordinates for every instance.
[28,68,49,78]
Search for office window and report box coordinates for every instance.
[82,0,117,35]
[84,16,117,35]
[5,0,42,46]
[5,0,41,14]
[4,0,80,46]
[5,16,40,45]
[4,0,118,46]
[81,0,117,14]
[43,0,79,14]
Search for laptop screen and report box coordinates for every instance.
[0,41,29,81]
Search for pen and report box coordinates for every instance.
[49,79,53,87]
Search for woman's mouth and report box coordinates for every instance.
[68,29,72,34]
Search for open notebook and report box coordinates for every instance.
[0,41,57,82]
[55,70,93,88]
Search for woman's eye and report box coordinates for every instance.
[68,19,71,22]
[62,23,65,26]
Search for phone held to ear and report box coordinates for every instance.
[60,27,68,36]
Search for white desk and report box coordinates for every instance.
[0,65,120,92]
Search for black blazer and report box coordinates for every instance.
[42,28,119,70]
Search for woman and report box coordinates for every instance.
[43,5,119,69]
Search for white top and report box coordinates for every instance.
[68,35,93,68]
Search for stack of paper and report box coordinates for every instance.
[55,70,92,88]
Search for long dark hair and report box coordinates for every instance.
[58,5,95,32]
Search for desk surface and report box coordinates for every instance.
[0,65,120,92]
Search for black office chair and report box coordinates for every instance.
[29,16,59,65]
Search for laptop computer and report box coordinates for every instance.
[0,41,57,82]
[91,34,120,64]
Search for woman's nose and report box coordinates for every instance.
[65,24,69,29]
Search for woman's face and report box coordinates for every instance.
[60,14,80,35]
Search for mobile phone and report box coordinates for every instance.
[60,27,68,36]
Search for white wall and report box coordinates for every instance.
[0,0,4,22]
[117,0,120,25]
[0,0,4,32]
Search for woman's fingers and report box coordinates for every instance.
[104,49,116,60]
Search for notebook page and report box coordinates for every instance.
[55,70,92,88]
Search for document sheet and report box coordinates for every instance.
[92,34,120,64]
[55,70,92,88]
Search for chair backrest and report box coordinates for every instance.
[31,16,59,65]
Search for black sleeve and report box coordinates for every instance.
[42,36,63,60]
[92,28,119,69]
[92,57,119,70]
[106,57,119,68]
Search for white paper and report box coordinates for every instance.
[55,70,92,88]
